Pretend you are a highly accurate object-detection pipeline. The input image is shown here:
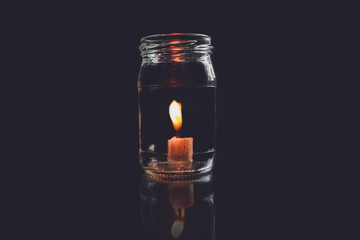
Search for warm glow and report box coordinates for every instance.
[169,40,184,62]
[171,220,184,239]
[169,41,182,51]
[169,100,182,132]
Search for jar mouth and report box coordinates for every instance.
[140,33,211,42]
[139,33,213,57]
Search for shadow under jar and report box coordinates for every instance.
[138,33,216,177]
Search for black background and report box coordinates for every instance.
[5,1,359,239]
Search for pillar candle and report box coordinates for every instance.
[168,137,193,162]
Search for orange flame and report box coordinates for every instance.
[171,219,184,239]
[169,40,185,62]
[169,100,182,133]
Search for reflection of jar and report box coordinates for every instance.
[139,173,215,239]
[138,33,217,176]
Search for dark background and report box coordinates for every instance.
[6,2,359,239]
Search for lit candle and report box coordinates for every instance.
[168,182,194,239]
[168,183,194,209]
[168,100,193,162]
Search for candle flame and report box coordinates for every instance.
[171,219,184,239]
[169,40,185,62]
[169,100,182,132]
[171,208,185,238]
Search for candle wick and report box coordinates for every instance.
[176,131,179,138]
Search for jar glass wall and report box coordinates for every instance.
[138,33,216,176]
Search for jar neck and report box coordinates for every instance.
[141,52,212,64]
[139,33,213,64]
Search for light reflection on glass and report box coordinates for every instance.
[139,173,215,239]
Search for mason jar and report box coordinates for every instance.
[138,33,216,177]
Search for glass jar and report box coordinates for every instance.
[138,33,216,176]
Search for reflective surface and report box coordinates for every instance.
[140,173,215,239]
[16,6,357,238]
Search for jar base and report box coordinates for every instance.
[139,151,215,179]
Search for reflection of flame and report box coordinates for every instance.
[171,219,184,239]
[169,40,182,51]
[169,100,182,132]
[169,40,185,62]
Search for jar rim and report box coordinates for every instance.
[139,33,213,58]
[141,33,211,42]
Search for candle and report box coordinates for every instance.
[168,100,193,162]
[168,182,193,239]
[168,137,193,162]
[168,183,194,209]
